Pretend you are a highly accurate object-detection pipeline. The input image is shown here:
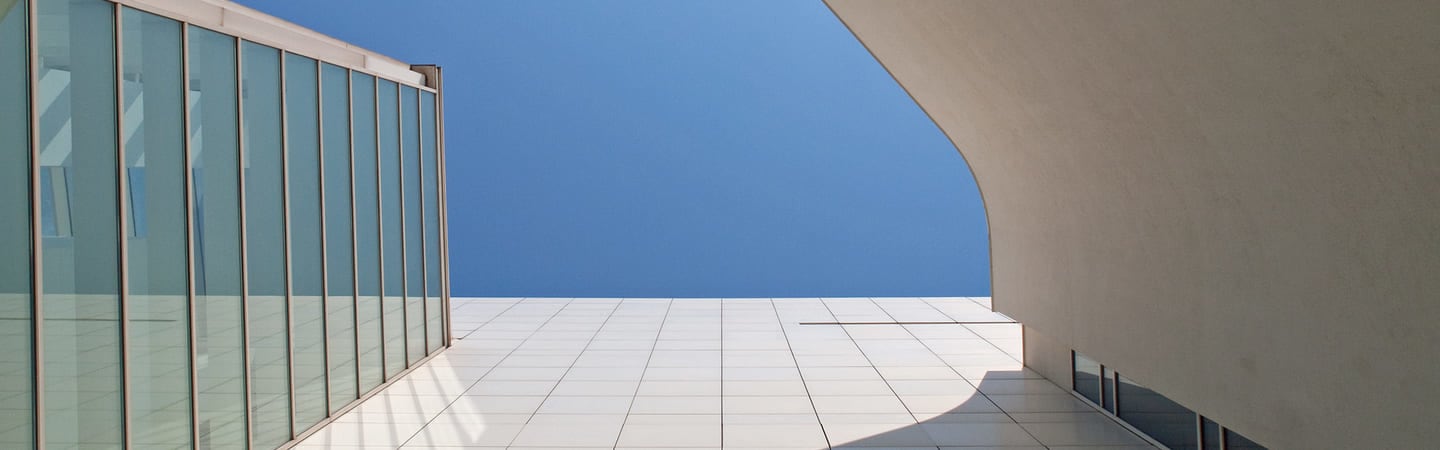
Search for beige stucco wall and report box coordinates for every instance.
[825,1,1440,448]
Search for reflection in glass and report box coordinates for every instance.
[1102,365,1116,412]
[1225,428,1267,450]
[401,86,425,364]
[1072,351,1101,406]
[1117,375,1198,450]
[285,53,329,431]
[241,41,293,448]
[352,72,385,391]
[189,26,248,447]
[378,80,406,377]
[421,91,443,351]
[321,63,357,411]
[0,1,33,446]
[37,0,123,446]
[122,9,191,448]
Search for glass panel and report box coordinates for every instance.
[188,26,247,448]
[421,91,442,352]
[1117,375,1199,450]
[121,9,190,448]
[1201,417,1221,450]
[401,86,424,364]
[241,41,292,448]
[1102,366,1116,412]
[37,0,123,446]
[351,72,383,391]
[285,52,328,431]
[321,63,356,411]
[1224,428,1267,450]
[378,80,405,377]
[0,1,33,446]
[1072,351,1101,405]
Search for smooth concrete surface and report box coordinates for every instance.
[297,297,1155,449]
[825,1,1440,448]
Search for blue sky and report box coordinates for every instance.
[237,0,989,297]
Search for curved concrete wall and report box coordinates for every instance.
[825,1,1440,448]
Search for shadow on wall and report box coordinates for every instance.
[834,370,1153,449]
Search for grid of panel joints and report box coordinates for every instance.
[2,0,449,448]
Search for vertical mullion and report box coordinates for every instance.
[373,79,387,381]
[395,85,408,367]
[26,0,44,446]
[434,69,450,347]
[234,37,255,448]
[277,50,297,442]
[112,5,132,449]
[313,59,331,417]
[414,88,427,356]
[179,21,202,450]
[347,69,362,396]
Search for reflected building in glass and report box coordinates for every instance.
[0,0,450,448]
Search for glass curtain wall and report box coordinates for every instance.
[0,1,33,447]
[5,1,449,448]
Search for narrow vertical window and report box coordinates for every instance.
[351,72,384,391]
[0,1,33,446]
[320,63,357,410]
[284,52,328,431]
[241,41,292,448]
[121,9,191,448]
[377,80,406,377]
[421,91,442,352]
[400,86,424,364]
[36,0,123,446]
[188,26,247,448]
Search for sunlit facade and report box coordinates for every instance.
[0,0,449,448]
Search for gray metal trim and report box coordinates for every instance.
[373,76,388,381]
[395,84,410,367]
[24,0,44,446]
[346,67,364,396]
[99,0,433,92]
[433,67,451,347]
[313,56,333,417]
[277,49,298,441]
[234,35,256,448]
[414,87,428,355]
[179,20,202,450]
[112,4,133,448]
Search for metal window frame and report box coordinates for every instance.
[178,20,204,450]
[18,1,448,447]
[346,67,365,395]
[233,30,257,449]
[277,45,299,442]
[24,0,44,446]
[113,3,135,449]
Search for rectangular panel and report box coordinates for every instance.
[36,0,124,446]
[421,91,442,352]
[320,62,357,411]
[377,79,405,377]
[241,41,292,449]
[1071,351,1101,406]
[121,9,191,448]
[400,86,424,364]
[284,52,328,431]
[1117,374,1199,450]
[0,1,33,446]
[350,72,383,391]
[188,26,248,448]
